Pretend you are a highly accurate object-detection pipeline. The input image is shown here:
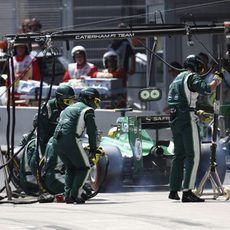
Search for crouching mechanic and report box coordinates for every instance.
[41,137,65,195]
[167,54,223,202]
[19,85,75,194]
[51,87,101,204]
[42,137,103,197]
[38,85,76,154]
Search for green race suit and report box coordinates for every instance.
[19,99,62,194]
[168,71,211,191]
[19,137,40,195]
[38,98,62,154]
[52,101,97,200]
[43,137,93,196]
[42,137,65,194]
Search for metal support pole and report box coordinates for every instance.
[0,146,12,200]
[196,47,229,199]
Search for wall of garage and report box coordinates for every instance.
[0,106,159,146]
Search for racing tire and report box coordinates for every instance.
[90,145,123,193]
[196,141,227,188]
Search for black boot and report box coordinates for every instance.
[65,196,86,204]
[75,197,85,204]
[182,190,205,203]
[168,191,180,200]
[81,193,89,201]
[65,196,76,204]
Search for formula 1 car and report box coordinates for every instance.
[89,88,227,192]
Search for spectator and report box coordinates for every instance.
[108,23,136,76]
[63,45,98,82]
[10,43,40,84]
[29,18,42,33]
[18,18,43,50]
[96,51,126,84]
[18,19,31,33]
[0,40,8,86]
[19,18,42,34]
[7,42,41,104]
[97,50,127,108]
[96,50,127,108]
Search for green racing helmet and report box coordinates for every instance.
[183,54,205,74]
[78,87,101,109]
[56,85,75,109]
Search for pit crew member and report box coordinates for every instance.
[167,54,223,202]
[51,87,101,204]
[19,85,75,193]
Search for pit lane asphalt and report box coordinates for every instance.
[0,152,230,230]
[0,188,230,230]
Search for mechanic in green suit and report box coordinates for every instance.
[19,85,75,194]
[19,136,39,195]
[30,84,75,177]
[52,87,101,204]
[167,54,223,202]
[38,85,76,154]
[42,136,94,197]
[41,137,65,195]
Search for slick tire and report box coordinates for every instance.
[90,145,123,193]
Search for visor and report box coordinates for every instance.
[63,98,75,106]
[94,97,101,108]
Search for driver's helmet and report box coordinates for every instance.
[108,126,118,138]
[55,85,75,109]
[183,54,204,74]
[103,50,119,69]
[78,87,100,109]
[71,45,87,61]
